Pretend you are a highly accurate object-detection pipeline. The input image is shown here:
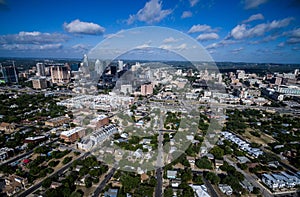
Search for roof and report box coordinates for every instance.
[61,127,84,137]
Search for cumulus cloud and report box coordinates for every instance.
[163,37,179,43]
[0,31,68,45]
[196,33,219,41]
[190,0,199,7]
[181,11,192,19]
[127,0,172,24]
[64,19,105,35]
[188,24,216,33]
[243,0,268,9]
[242,13,264,23]
[230,17,294,39]
[206,39,239,49]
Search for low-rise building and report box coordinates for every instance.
[45,116,70,127]
[60,127,85,142]
[167,170,178,179]
[219,184,233,195]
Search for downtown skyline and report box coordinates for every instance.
[0,0,300,63]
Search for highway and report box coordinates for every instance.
[92,167,116,197]
[17,152,90,197]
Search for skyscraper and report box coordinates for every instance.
[118,60,124,71]
[50,66,70,83]
[83,54,89,67]
[0,64,18,83]
[95,59,104,75]
[36,63,46,76]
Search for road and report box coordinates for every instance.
[17,151,90,197]
[155,112,164,197]
[92,167,116,197]
[1,138,59,166]
[202,176,219,197]
[224,156,274,197]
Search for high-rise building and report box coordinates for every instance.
[36,63,46,76]
[121,84,133,95]
[110,65,117,76]
[95,59,104,75]
[141,84,153,96]
[50,66,70,84]
[83,54,89,67]
[118,60,124,71]
[0,64,18,83]
[32,77,47,89]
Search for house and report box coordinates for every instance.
[190,184,210,197]
[4,175,28,196]
[236,156,250,164]
[104,188,118,197]
[50,182,62,189]
[261,173,279,190]
[215,159,224,170]
[219,184,233,195]
[0,122,16,134]
[167,170,178,179]
[171,180,181,188]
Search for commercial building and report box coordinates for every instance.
[36,63,46,76]
[141,84,153,96]
[50,66,70,84]
[90,124,117,144]
[45,116,70,127]
[0,65,18,83]
[89,115,109,128]
[32,77,47,89]
[24,136,46,143]
[60,127,85,142]
[120,84,133,95]
[77,124,117,151]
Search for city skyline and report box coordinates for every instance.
[0,0,300,63]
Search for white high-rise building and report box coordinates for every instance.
[118,60,124,71]
[36,63,46,76]
[83,54,89,67]
[95,59,104,75]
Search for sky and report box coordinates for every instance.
[0,0,300,63]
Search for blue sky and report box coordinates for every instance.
[0,0,300,63]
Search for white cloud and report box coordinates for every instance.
[196,33,219,41]
[188,24,216,33]
[190,0,199,7]
[230,17,294,39]
[206,39,239,49]
[181,11,193,19]
[2,43,62,51]
[64,19,105,35]
[0,31,68,45]
[243,0,268,9]
[163,37,179,43]
[277,42,285,47]
[127,0,172,24]
[242,13,264,23]
[231,47,244,53]
[159,43,187,51]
